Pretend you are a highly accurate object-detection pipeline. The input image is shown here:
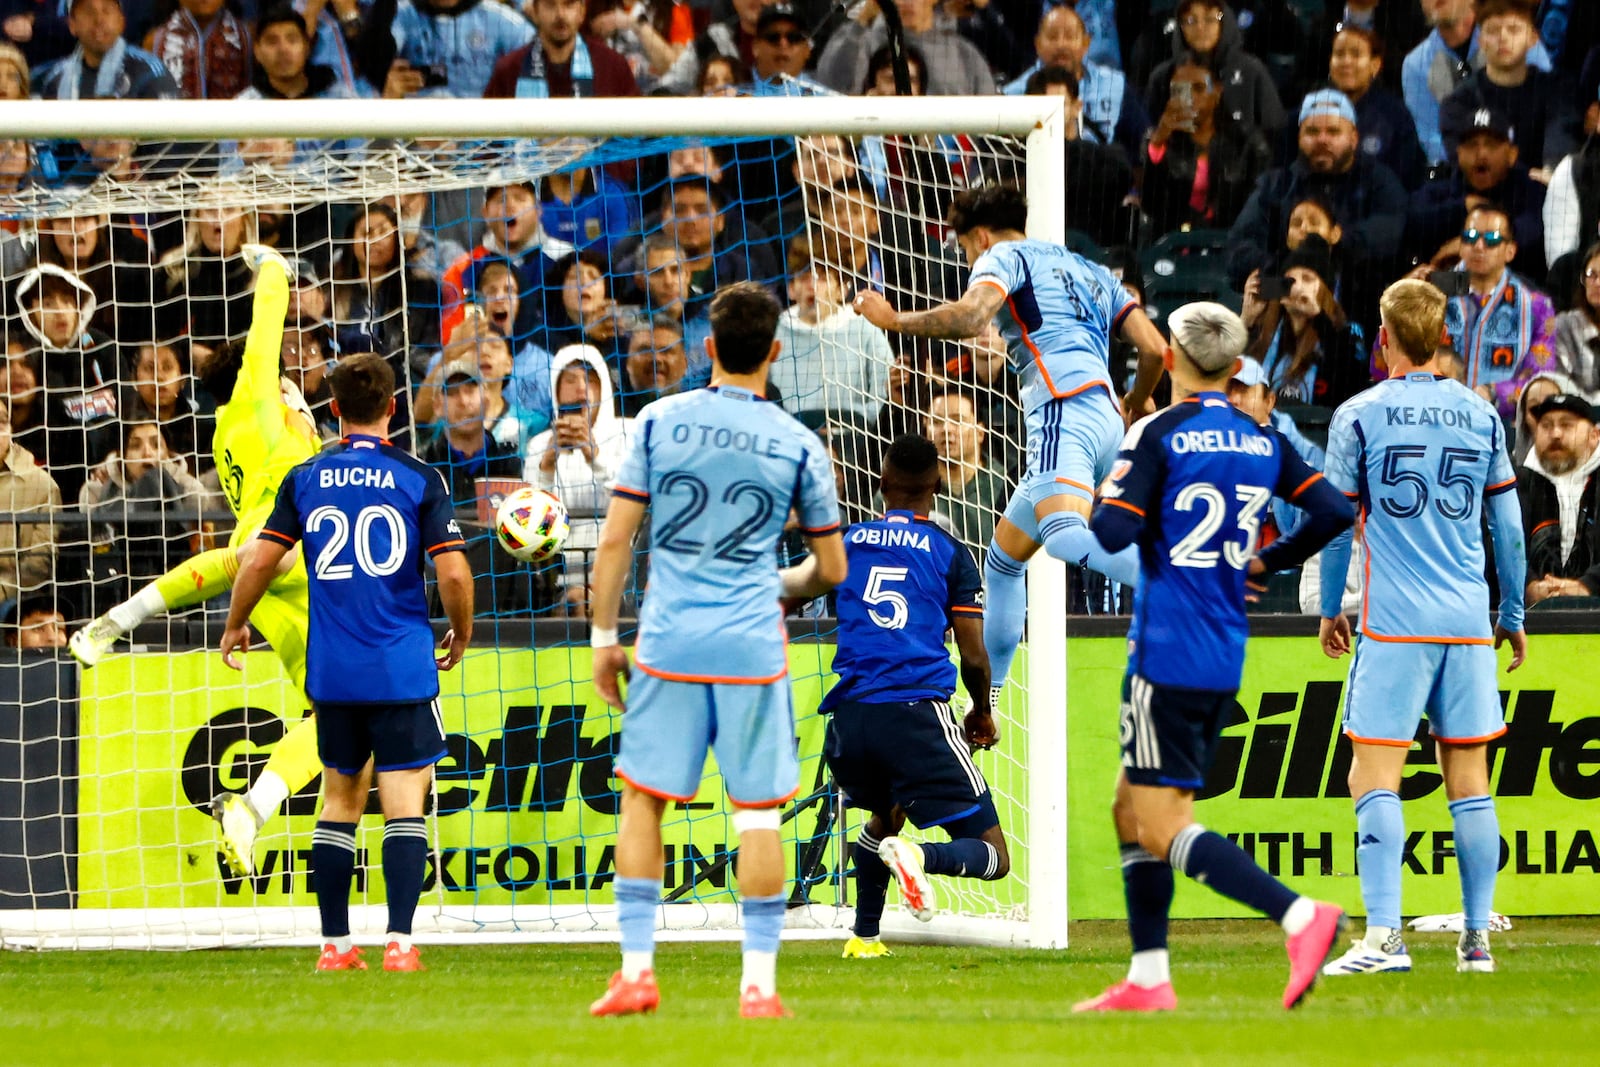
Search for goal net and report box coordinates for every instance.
[0,94,1069,949]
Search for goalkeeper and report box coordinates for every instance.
[70,245,328,877]
[821,434,1008,957]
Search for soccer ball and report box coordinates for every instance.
[494,487,570,564]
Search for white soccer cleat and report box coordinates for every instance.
[1322,928,1413,976]
[1456,929,1495,973]
[240,243,291,276]
[211,793,261,876]
[68,616,122,668]
[879,836,935,923]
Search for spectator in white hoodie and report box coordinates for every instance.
[523,344,630,581]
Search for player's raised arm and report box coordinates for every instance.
[1119,307,1170,424]
[854,282,1008,342]
[234,244,293,410]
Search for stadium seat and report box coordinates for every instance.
[1142,267,1241,334]
[1277,403,1334,452]
[1139,228,1233,288]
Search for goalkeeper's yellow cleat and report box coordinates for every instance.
[211,793,261,876]
[842,936,893,959]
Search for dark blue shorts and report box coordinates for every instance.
[825,698,998,831]
[1119,672,1236,790]
[314,700,447,777]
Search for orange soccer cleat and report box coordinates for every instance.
[315,944,366,972]
[589,971,661,1017]
[383,942,425,972]
[738,986,792,1019]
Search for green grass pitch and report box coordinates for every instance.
[4,920,1597,1066]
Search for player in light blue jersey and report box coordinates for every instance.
[221,353,475,974]
[589,283,848,1019]
[1316,279,1528,978]
[855,184,1169,703]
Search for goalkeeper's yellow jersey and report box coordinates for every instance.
[211,261,321,536]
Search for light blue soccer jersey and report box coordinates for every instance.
[1322,373,1519,641]
[614,385,841,683]
[967,239,1136,416]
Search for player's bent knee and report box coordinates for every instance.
[1135,824,1177,864]
[731,806,782,834]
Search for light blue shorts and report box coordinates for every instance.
[1003,389,1125,542]
[1344,639,1506,746]
[615,670,801,808]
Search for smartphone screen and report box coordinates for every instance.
[1257,276,1292,301]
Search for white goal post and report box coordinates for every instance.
[0,94,1070,950]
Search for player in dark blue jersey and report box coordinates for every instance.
[221,353,474,974]
[589,283,847,1019]
[821,435,1007,958]
[854,184,1170,707]
[1076,304,1356,1014]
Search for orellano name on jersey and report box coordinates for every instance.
[1169,429,1275,456]
[848,526,933,551]
[1385,405,1474,428]
[320,467,397,489]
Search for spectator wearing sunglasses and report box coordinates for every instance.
[1437,203,1559,419]
[1406,100,1547,284]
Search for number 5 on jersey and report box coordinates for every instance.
[863,566,910,629]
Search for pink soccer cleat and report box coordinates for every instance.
[1284,902,1347,1009]
[314,944,366,972]
[739,986,792,1019]
[589,971,661,1017]
[1071,980,1178,1013]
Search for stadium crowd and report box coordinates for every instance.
[0,0,1598,633]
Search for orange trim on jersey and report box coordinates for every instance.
[428,538,467,554]
[1485,476,1516,494]
[613,485,649,501]
[1344,730,1416,749]
[1357,514,1492,645]
[634,660,790,686]
[800,523,841,537]
[974,278,1008,296]
[1054,476,1095,492]
[1342,490,1359,499]
[729,783,803,810]
[1288,472,1324,500]
[1363,524,1497,643]
[258,528,297,546]
[951,605,984,615]
[1101,498,1145,517]
[1432,726,1509,746]
[1006,296,1065,397]
[616,768,698,804]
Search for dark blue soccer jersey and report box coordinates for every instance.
[1094,394,1346,692]
[260,434,466,705]
[822,511,984,708]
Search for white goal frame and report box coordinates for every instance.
[0,95,1069,950]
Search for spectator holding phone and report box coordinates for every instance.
[1141,59,1271,238]
[1439,203,1560,418]
[524,344,629,576]
[383,0,534,99]
[1242,235,1369,408]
